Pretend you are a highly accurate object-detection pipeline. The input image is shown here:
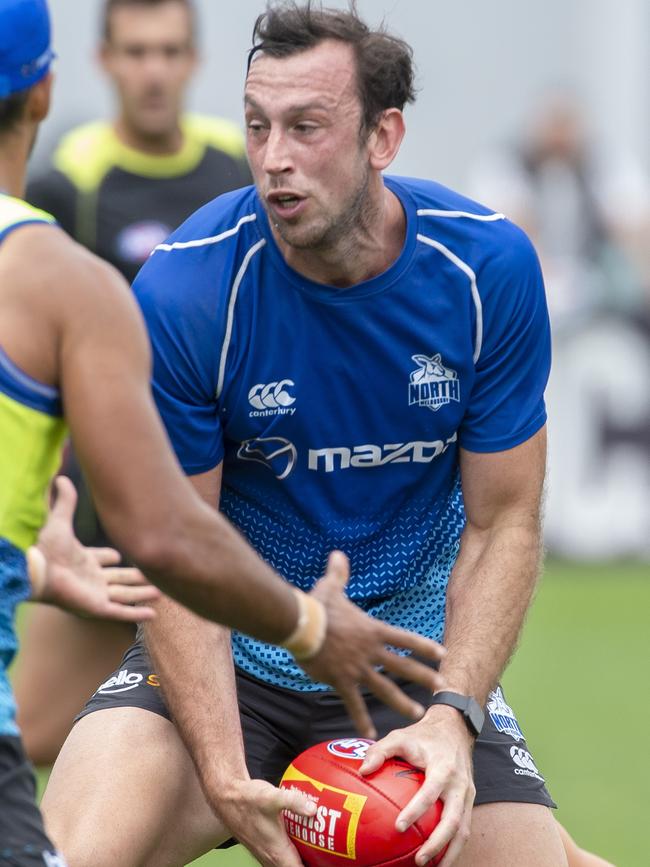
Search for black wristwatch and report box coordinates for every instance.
[430,691,485,737]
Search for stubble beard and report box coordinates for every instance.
[270,163,372,255]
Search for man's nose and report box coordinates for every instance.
[262,127,292,175]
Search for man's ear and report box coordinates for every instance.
[26,72,53,123]
[367,108,406,172]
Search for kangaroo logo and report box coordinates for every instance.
[409,353,460,412]
[487,687,524,742]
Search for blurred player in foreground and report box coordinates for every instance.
[17,0,253,768]
[42,4,580,867]
[0,1,448,863]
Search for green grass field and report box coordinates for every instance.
[26,559,649,866]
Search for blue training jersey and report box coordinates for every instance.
[134,175,551,691]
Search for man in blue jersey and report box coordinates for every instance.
[0,2,451,864]
[42,4,572,867]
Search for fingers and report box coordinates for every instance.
[49,476,78,523]
[273,786,317,819]
[358,742,389,776]
[379,651,446,694]
[107,581,161,605]
[104,565,150,586]
[415,789,470,866]
[322,550,350,588]
[88,546,121,567]
[380,623,447,663]
[100,602,158,623]
[397,781,444,833]
[362,667,425,722]
[336,681,377,739]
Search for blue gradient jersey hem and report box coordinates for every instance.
[0,538,29,736]
[230,478,463,691]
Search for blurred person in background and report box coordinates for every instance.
[468,91,650,330]
[468,93,625,867]
[16,0,253,766]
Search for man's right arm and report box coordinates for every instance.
[2,222,301,638]
[3,223,447,733]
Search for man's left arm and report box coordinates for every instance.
[360,428,547,867]
[438,428,546,704]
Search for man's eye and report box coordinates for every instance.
[246,122,268,138]
[124,46,146,60]
[163,45,185,59]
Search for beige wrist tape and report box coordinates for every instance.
[26,546,48,600]
[282,588,327,661]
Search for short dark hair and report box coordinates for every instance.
[248,1,416,132]
[102,0,196,42]
[0,90,29,136]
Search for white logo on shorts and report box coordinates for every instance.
[486,686,524,742]
[96,669,143,695]
[510,747,544,781]
[42,851,68,867]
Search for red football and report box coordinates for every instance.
[280,738,445,867]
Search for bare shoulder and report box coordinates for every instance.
[2,222,133,315]
[0,223,149,384]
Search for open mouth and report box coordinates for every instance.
[267,192,306,219]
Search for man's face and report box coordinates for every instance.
[100,1,196,138]
[244,39,372,252]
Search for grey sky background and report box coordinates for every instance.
[35,0,650,190]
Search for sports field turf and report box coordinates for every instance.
[26,559,648,866]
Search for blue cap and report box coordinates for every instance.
[0,0,54,99]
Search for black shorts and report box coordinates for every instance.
[78,642,556,814]
[0,736,67,866]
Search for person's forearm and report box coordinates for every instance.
[438,519,542,705]
[134,501,301,644]
[143,597,248,793]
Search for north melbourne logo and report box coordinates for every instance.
[409,354,460,412]
[248,380,296,417]
[487,687,525,742]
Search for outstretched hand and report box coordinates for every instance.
[29,476,160,621]
[301,551,447,738]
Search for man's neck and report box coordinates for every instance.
[0,132,29,199]
[113,116,184,156]
[277,184,406,288]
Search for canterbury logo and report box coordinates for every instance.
[510,746,544,780]
[248,380,296,413]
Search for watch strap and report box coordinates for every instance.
[430,690,485,736]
